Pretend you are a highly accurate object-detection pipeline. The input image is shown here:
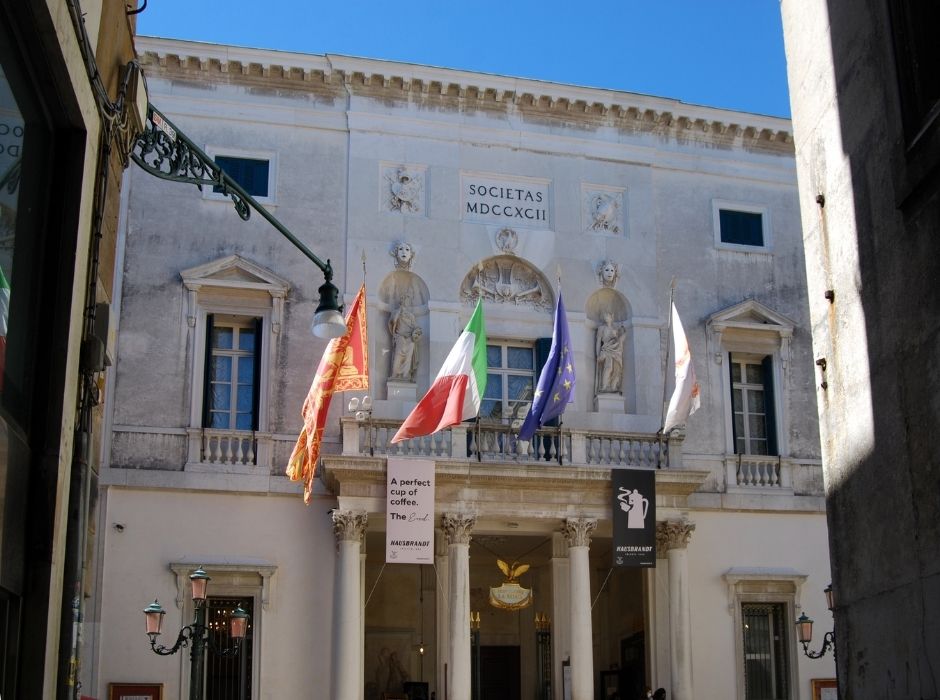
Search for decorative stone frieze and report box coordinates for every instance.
[656,519,696,552]
[561,517,597,548]
[441,513,476,545]
[332,510,368,544]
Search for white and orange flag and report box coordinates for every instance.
[662,302,701,433]
[287,284,368,503]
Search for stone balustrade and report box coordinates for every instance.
[340,418,676,468]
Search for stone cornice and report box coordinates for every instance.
[136,37,792,151]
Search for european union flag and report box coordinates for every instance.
[518,293,575,441]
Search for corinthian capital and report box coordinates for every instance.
[656,519,696,552]
[332,510,368,544]
[561,517,597,548]
[441,513,476,545]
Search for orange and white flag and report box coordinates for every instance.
[287,284,368,503]
[663,302,701,433]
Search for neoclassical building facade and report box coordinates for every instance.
[91,37,834,700]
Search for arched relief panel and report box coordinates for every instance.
[459,255,555,311]
[378,270,431,390]
[586,288,637,412]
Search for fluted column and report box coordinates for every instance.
[562,517,597,700]
[442,513,476,700]
[657,519,696,700]
[332,510,368,700]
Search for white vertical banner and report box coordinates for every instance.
[385,458,435,564]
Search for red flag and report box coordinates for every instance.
[287,284,368,503]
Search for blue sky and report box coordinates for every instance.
[137,1,790,118]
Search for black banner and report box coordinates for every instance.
[612,469,656,567]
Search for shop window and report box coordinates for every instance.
[713,201,771,251]
[206,595,253,700]
[742,602,790,700]
[171,563,275,700]
[724,568,806,700]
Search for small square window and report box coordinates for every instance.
[213,156,270,198]
[719,209,764,246]
[204,148,276,204]
[713,200,771,252]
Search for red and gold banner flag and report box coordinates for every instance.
[287,284,368,503]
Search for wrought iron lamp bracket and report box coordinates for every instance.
[131,103,333,281]
[149,623,199,656]
[801,630,835,660]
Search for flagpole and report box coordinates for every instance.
[657,279,677,468]
[555,265,563,466]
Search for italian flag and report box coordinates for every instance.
[391,299,487,443]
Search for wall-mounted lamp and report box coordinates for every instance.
[795,583,835,659]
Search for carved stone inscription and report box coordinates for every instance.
[462,174,550,228]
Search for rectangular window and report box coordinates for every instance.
[212,156,270,198]
[720,209,764,247]
[742,602,790,700]
[205,596,253,700]
[730,355,777,455]
[481,342,535,424]
[204,315,261,431]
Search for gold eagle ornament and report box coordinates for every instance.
[490,559,533,610]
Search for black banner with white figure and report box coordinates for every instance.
[612,469,656,567]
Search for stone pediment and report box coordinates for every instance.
[182,254,290,295]
[707,299,794,335]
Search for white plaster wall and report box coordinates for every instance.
[96,488,337,700]
[686,511,835,700]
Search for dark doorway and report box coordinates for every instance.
[479,645,520,700]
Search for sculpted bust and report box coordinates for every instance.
[597,259,621,288]
[390,241,415,271]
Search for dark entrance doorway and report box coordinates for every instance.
[479,645,520,700]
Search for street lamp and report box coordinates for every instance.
[131,104,347,338]
[143,567,249,700]
[795,583,835,659]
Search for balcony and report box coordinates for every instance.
[340,418,678,469]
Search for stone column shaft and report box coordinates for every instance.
[562,518,597,700]
[658,519,696,700]
[442,513,475,700]
[332,510,368,700]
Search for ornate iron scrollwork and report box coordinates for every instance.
[132,105,251,221]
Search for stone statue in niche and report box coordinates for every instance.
[595,310,627,394]
[388,290,421,382]
[389,240,415,271]
[386,167,423,213]
[589,192,621,233]
[597,259,621,288]
[462,257,552,310]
